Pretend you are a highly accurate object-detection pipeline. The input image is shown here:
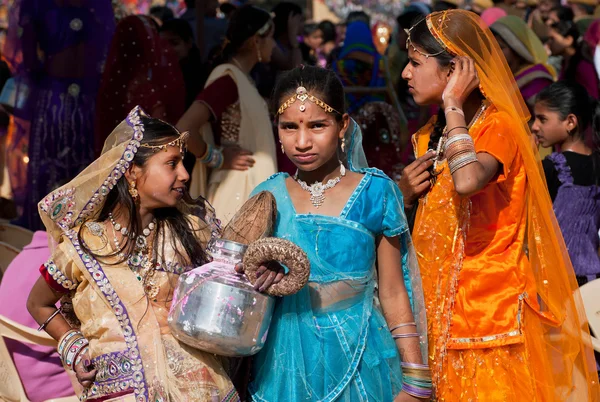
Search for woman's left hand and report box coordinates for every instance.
[442,56,480,108]
[235,261,285,292]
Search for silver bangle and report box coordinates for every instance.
[389,322,417,333]
[38,307,62,331]
[444,134,473,150]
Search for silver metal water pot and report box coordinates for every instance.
[168,239,275,356]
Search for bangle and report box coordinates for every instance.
[209,147,224,169]
[392,333,420,339]
[57,329,80,355]
[389,322,416,333]
[38,307,62,331]
[401,362,430,369]
[445,106,465,117]
[448,152,478,174]
[73,344,89,370]
[63,337,88,369]
[445,126,469,136]
[199,143,214,164]
[444,133,472,149]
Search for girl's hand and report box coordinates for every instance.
[222,146,255,170]
[442,56,480,109]
[235,261,285,292]
[396,151,436,209]
[73,348,96,388]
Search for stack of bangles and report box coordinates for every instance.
[444,132,477,174]
[444,106,478,175]
[389,322,433,399]
[198,143,224,169]
[57,329,89,371]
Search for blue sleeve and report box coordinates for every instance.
[379,178,408,238]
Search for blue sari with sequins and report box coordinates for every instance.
[248,166,424,402]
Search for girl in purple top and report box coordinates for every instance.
[532,81,600,287]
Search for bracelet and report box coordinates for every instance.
[401,362,430,369]
[445,126,469,136]
[445,106,465,117]
[389,322,416,333]
[63,337,88,369]
[211,147,224,169]
[392,333,420,339]
[446,142,476,160]
[57,329,80,355]
[199,143,214,164]
[444,133,472,149]
[402,383,432,399]
[38,307,62,331]
[198,143,211,162]
[449,152,478,174]
[73,344,89,370]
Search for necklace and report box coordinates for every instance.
[294,163,346,208]
[109,213,156,277]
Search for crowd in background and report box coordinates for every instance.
[0,0,599,399]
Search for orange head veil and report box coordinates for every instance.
[425,9,599,398]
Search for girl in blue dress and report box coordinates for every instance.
[247,66,430,402]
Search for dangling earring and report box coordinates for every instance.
[129,180,139,201]
[341,138,346,153]
[280,142,285,154]
[256,45,262,63]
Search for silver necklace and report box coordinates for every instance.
[294,163,346,208]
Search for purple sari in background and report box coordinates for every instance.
[514,64,554,111]
[3,0,114,230]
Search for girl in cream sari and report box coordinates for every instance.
[27,107,238,401]
[177,5,277,225]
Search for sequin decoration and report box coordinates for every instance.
[40,187,76,231]
[69,18,83,31]
[44,259,78,290]
[66,230,149,401]
[221,101,241,144]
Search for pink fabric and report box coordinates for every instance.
[0,231,74,401]
[584,20,600,48]
[481,7,508,27]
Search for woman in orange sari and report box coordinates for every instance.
[398,10,599,401]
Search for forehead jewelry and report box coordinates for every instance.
[140,131,189,154]
[277,86,341,115]
[405,25,446,59]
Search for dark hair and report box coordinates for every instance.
[536,81,598,144]
[318,20,337,43]
[406,17,455,151]
[433,1,458,11]
[220,2,237,16]
[80,116,210,270]
[303,22,320,36]
[346,11,370,26]
[397,11,425,30]
[272,66,346,121]
[150,6,174,23]
[160,18,194,43]
[212,5,272,67]
[272,2,303,38]
[550,6,577,36]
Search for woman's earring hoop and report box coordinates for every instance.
[341,138,346,153]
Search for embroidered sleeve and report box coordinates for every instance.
[39,242,82,293]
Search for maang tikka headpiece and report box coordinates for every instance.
[277,86,341,115]
[140,131,190,154]
[405,13,450,59]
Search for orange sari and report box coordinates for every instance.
[411,10,599,401]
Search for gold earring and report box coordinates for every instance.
[129,180,139,201]
[257,45,262,63]
[341,138,346,152]
[280,142,285,154]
